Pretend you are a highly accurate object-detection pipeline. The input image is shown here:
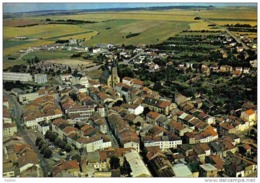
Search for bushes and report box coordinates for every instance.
[126,32,141,39]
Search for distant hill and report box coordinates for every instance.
[3,5,213,18]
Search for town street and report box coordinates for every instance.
[4,90,51,177]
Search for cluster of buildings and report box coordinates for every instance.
[3,29,257,177]
[3,72,48,83]
[3,138,42,177]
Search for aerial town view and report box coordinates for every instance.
[2,2,258,179]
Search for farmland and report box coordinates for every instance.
[3,6,257,66]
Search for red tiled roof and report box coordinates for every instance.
[131,79,143,86]
[147,111,160,119]
[158,101,171,108]
[18,151,39,168]
[63,126,78,134]
[245,109,255,116]
[123,77,132,81]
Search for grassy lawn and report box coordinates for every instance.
[3,60,27,69]
[22,50,75,60]
[86,69,102,79]
[3,40,33,49]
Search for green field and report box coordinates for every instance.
[3,6,257,59]
[22,50,76,60]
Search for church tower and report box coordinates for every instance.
[110,61,120,88]
[99,60,120,88]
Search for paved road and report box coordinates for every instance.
[121,51,146,65]
[4,90,51,177]
[202,16,250,51]
[224,28,250,50]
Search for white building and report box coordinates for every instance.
[71,75,89,87]
[3,123,17,137]
[143,136,182,150]
[3,72,33,82]
[124,150,152,177]
[61,74,72,81]
[124,141,140,153]
[18,92,40,104]
[76,136,112,152]
[34,74,48,84]
[172,164,193,177]
[37,121,50,135]
[128,105,144,115]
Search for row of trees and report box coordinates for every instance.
[35,137,52,158]
[44,130,72,152]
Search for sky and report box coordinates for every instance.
[3,2,257,13]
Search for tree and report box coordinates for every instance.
[71,154,81,162]
[43,148,52,158]
[40,143,48,153]
[35,137,43,146]
[64,144,72,152]
[110,156,120,169]
[34,56,40,64]
[54,137,62,146]
[59,140,66,149]
[45,130,52,139]
[49,132,58,142]
[38,140,46,150]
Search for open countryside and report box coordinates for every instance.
[2,3,257,180]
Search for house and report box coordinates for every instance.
[122,77,132,86]
[18,92,40,104]
[124,113,144,125]
[37,121,50,135]
[124,104,144,115]
[18,150,40,175]
[61,74,72,81]
[88,114,108,134]
[243,67,250,74]
[175,94,187,105]
[166,121,193,136]
[236,46,244,52]
[205,155,224,172]
[172,164,193,177]
[199,164,218,177]
[219,65,233,72]
[3,162,16,177]
[193,143,211,163]
[209,139,238,158]
[3,97,9,109]
[76,134,112,152]
[3,123,17,138]
[224,153,257,177]
[67,105,95,123]
[71,75,89,87]
[88,79,100,88]
[52,160,80,177]
[124,150,152,177]
[146,111,161,124]
[3,108,12,124]
[148,152,174,177]
[240,109,256,125]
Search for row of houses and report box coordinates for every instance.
[51,118,112,153]
[23,95,63,129]
[3,141,42,177]
[107,111,140,152]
